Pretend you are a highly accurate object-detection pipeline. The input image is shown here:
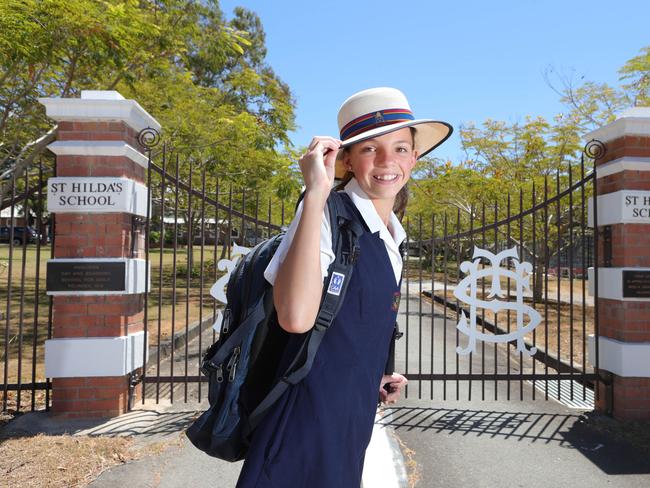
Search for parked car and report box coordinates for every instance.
[241,228,267,247]
[0,226,40,245]
[192,228,240,246]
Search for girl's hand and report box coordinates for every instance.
[379,373,408,405]
[298,136,341,197]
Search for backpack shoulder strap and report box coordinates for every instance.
[283,191,363,378]
[248,190,366,429]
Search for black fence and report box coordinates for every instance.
[0,137,604,414]
[398,148,601,405]
[1,159,54,414]
[138,141,291,404]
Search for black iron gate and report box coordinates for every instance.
[396,141,604,406]
[0,136,604,415]
[137,134,290,404]
[136,135,603,408]
[1,159,53,414]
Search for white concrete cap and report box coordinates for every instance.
[588,334,650,377]
[46,140,149,168]
[45,331,147,378]
[587,106,650,143]
[38,90,161,133]
[80,90,126,100]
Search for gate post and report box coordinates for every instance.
[587,106,650,421]
[39,91,160,418]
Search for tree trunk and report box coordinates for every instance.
[533,243,548,302]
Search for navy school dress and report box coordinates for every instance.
[235,195,401,488]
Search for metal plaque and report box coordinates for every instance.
[622,270,650,298]
[47,261,126,292]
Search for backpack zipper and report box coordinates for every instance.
[226,346,241,382]
[221,308,232,335]
[215,364,224,383]
[228,358,239,382]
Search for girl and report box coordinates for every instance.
[236,87,452,488]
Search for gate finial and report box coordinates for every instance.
[137,126,161,150]
[583,139,606,160]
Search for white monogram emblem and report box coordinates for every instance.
[453,246,541,357]
[209,243,251,332]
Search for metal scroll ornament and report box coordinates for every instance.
[583,139,606,160]
[453,246,541,357]
[209,244,251,332]
[137,127,161,150]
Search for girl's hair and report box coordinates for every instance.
[333,127,416,221]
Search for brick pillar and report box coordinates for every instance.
[40,91,159,418]
[587,106,650,421]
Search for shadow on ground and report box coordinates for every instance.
[0,408,200,447]
[380,406,650,476]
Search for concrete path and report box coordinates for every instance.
[386,286,647,488]
[4,394,647,488]
[385,397,649,488]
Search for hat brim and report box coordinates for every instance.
[335,119,453,179]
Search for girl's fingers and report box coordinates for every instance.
[391,373,408,384]
[315,141,341,156]
[308,137,342,152]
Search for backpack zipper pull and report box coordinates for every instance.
[227,346,241,382]
[216,364,224,383]
[228,357,239,382]
[221,308,231,335]
[226,346,240,371]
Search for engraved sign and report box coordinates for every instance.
[622,270,650,298]
[589,190,650,227]
[47,177,148,216]
[47,261,125,292]
[623,192,650,219]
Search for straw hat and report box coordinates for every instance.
[334,87,452,179]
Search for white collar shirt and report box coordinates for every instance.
[263,177,407,286]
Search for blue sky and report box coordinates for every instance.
[219,0,649,163]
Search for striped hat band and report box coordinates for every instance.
[340,108,414,141]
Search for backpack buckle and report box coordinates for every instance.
[350,245,360,264]
[314,310,334,330]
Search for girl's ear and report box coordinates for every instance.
[342,151,353,171]
[409,150,418,169]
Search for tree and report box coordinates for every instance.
[618,46,650,106]
[0,0,300,210]
[406,44,650,301]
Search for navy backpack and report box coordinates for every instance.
[185,190,373,461]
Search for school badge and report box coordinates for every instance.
[391,291,401,312]
[453,246,541,357]
[374,111,385,124]
[327,272,345,296]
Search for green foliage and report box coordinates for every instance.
[0,0,300,207]
[619,46,650,106]
[175,258,216,279]
[404,46,650,299]
[406,43,650,231]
